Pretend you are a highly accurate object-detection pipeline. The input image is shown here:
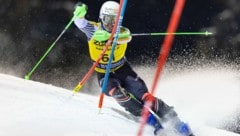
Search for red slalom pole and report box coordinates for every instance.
[151,0,186,94]
[137,0,186,135]
[98,93,104,112]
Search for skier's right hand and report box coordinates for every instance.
[73,2,87,19]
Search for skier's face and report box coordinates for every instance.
[102,14,116,32]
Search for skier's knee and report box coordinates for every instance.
[99,78,121,96]
[109,86,128,100]
[110,87,143,116]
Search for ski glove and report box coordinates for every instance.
[93,27,132,44]
[73,2,87,19]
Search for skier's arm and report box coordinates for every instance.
[73,2,98,41]
[74,18,98,41]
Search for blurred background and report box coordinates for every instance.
[1,0,240,133]
[0,0,239,93]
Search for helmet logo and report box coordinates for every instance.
[104,7,118,15]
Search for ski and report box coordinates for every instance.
[110,107,163,135]
[110,107,140,123]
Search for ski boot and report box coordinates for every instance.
[147,113,163,135]
[174,119,194,136]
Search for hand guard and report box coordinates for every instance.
[73,2,87,19]
[117,27,132,44]
[92,27,132,44]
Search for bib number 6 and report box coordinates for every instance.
[102,54,115,62]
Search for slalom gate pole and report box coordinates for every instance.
[25,14,79,80]
[98,0,128,111]
[137,0,186,135]
[72,0,125,95]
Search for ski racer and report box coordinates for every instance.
[73,1,193,135]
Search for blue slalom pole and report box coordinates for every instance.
[101,0,128,94]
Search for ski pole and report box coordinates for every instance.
[131,31,213,36]
[137,0,186,135]
[93,31,213,41]
[24,10,82,80]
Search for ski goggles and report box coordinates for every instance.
[102,14,116,26]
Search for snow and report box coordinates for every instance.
[0,67,240,136]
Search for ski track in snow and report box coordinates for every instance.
[0,67,240,136]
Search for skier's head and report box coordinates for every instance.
[99,1,119,32]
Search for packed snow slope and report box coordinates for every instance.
[0,67,240,136]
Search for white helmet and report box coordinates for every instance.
[99,1,119,32]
